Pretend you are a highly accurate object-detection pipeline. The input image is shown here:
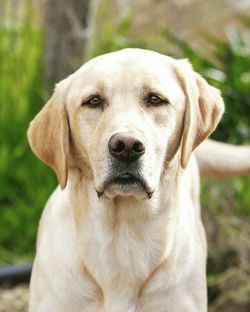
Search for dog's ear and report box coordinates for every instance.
[174,60,224,168]
[27,83,70,189]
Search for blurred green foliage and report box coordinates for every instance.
[89,17,149,58]
[0,6,56,263]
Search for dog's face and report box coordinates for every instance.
[28,49,224,200]
[67,50,186,199]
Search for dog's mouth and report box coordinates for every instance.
[97,173,153,199]
[111,173,143,186]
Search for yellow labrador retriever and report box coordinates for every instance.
[28,49,224,312]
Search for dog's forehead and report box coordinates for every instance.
[75,49,176,81]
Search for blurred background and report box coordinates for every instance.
[0,0,250,311]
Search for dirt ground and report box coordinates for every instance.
[0,285,28,312]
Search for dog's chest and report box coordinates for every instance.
[79,211,169,309]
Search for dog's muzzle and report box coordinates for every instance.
[96,131,153,199]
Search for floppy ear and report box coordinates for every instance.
[174,60,224,168]
[27,84,70,189]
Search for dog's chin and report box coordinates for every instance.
[97,174,153,200]
[105,180,146,199]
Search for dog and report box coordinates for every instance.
[27,48,226,311]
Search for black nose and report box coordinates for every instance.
[108,132,145,162]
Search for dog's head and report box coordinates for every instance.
[28,49,224,200]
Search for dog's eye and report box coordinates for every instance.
[83,95,104,108]
[146,93,168,106]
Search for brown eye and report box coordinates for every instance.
[83,95,104,108]
[146,93,168,106]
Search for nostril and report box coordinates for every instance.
[133,141,145,154]
[113,141,125,153]
[108,135,126,155]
